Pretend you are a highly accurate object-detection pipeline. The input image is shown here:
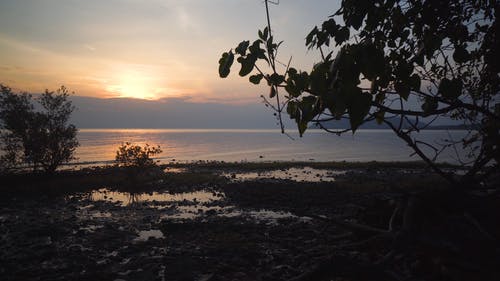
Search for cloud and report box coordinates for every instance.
[69,95,284,129]
[84,44,96,51]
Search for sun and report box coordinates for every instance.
[106,71,159,100]
[106,78,157,100]
[108,83,156,100]
[103,65,192,100]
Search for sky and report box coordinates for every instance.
[0,0,338,104]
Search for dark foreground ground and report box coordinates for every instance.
[1,162,499,281]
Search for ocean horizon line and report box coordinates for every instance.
[76,128,398,134]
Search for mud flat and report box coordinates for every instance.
[1,162,498,280]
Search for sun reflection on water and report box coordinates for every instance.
[89,188,222,207]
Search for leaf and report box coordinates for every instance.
[453,45,469,63]
[374,111,385,124]
[248,40,267,62]
[306,26,319,47]
[237,55,257,77]
[286,101,298,119]
[438,78,463,100]
[266,35,274,51]
[401,29,410,41]
[249,74,264,85]
[334,46,360,85]
[335,26,350,45]
[298,121,308,137]
[375,92,385,104]
[409,74,421,91]
[285,83,300,98]
[316,32,329,47]
[348,91,371,132]
[414,53,424,66]
[322,18,338,36]
[218,51,234,78]
[326,84,350,118]
[296,96,319,136]
[285,70,308,98]
[357,43,385,81]
[423,32,443,59]
[346,10,365,30]
[309,64,328,96]
[258,27,269,41]
[300,96,319,120]
[269,87,276,98]
[235,41,250,56]
[395,61,413,81]
[394,81,410,100]
[269,73,285,86]
[421,97,438,113]
[288,67,298,76]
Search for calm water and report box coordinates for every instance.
[74,129,469,164]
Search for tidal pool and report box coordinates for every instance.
[80,188,309,225]
[88,188,223,206]
[224,167,346,182]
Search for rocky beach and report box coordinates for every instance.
[1,162,499,281]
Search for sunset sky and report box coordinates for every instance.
[0,0,338,104]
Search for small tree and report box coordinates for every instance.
[0,84,79,174]
[219,0,499,186]
[115,142,162,168]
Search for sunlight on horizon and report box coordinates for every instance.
[0,0,334,103]
[97,63,200,100]
[105,71,162,100]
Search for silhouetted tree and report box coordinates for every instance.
[219,2,500,280]
[0,84,79,174]
[115,142,162,168]
[115,142,163,185]
[219,0,499,186]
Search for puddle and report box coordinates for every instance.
[134,229,164,242]
[161,205,311,225]
[164,167,187,173]
[224,167,346,182]
[80,188,310,225]
[89,188,223,207]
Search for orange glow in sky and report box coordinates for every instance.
[105,68,168,100]
[0,0,336,103]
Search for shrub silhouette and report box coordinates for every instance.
[115,142,162,168]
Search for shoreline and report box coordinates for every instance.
[0,160,457,194]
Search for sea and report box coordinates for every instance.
[74,129,470,165]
